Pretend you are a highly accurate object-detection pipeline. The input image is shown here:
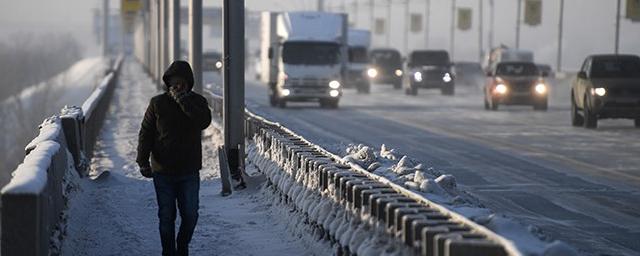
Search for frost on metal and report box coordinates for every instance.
[25,116,62,153]
[60,105,84,119]
[2,140,60,194]
[247,139,412,255]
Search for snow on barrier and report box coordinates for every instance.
[1,56,124,256]
[204,92,522,256]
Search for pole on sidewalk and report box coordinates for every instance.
[557,0,564,72]
[516,0,522,49]
[318,0,325,11]
[425,0,430,49]
[156,0,162,87]
[489,0,494,49]
[223,0,245,183]
[171,0,180,61]
[450,0,456,59]
[386,0,391,47]
[615,0,621,54]
[479,0,484,62]
[103,0,109,57]
[189,0,202,93]
[370,0,374,32]
[404,0,409,55]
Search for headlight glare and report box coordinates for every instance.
[591,87,606,96]
[442,72,452,83]
[414,72,423,82]
[329,80,341,89]
[282,89,291,96]
[367,68,378,78]
[535,83,547,94]
[329,90,340,97]
[495,84,508,94]
[395,69,403,76]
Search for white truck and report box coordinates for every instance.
[260,11,348,108]
[345,29,372,93]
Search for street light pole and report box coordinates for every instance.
[171,0,180,61]
[387,0,391,47]
[516,0,522,49]
[103,0,109,57]
[223,0,246,184]
[615,0,621,54]
[404,0,409,55]
[189,0,202,93]
[479,0,484,62]
[318,0,325,11]
[450,0,456,59]
[557,0,564,72]
[489,0,494,49]
[425,0,430,49]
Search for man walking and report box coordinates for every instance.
[137,60,212,256]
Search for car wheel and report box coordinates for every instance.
[571,94,584,126]
[490,100,498,111]
[405,86,417,96]
[320,99,339,109]
[635,118,640,128]
[583,96,597,129]
[484,98,490,110]
[269,94,277,107]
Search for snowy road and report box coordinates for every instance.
[242,77,640,255]
[62,60,330,255]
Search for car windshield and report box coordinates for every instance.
[282,42,340,65]
[370,51,402,67]
[348,47,368,63]
[496,63,539,76]
[591,58,640,78]
[411,51,450,66]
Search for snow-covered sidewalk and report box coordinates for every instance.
[61,59,327,255]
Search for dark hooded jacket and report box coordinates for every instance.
[136,61,212,175]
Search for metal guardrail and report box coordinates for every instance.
[1,56,124,256]
[204,91,521,256]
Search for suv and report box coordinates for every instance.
[405,50,455,95]
[484,62,549,111]
[367,48,404,89]
[571,54,640,128]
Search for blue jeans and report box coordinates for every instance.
[153,173,200,256]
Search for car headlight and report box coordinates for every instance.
[591,87,606,96]
[535,83,547,94]
[495,84,508,94]
[367,68,378,78]
[442,72,452,83]
[282,89,291,96]
[215,61,223,69]
[414,72,423,82]
[329,90,340,97]
[329,80,341,89]
[395,69,403,77]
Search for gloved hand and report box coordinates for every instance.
[140,165,154,178]
[169,87,192,104]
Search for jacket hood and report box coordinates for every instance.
[162,60,195,91]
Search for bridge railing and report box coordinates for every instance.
[203,91,521,256]
[1,56,124,256]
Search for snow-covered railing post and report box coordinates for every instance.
[1,56,124,256]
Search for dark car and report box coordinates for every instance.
[405,50,455,95]
[367,48,404,89]
[484,62,549,111]
[454,61,484,87]
[203,51,223,73]
[571,54,640,128]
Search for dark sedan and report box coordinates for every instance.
[484,62,549,111]
[571,54,640,128]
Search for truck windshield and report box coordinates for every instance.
[496,63,539,76]
[591,58,640,78]
[370,51,402,67]
[282,42,340,65]
[348,47,368,63]
[411,51,450,66]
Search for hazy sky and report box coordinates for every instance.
[1,0,639,70]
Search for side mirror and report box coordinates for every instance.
[577,71,587,79]
[268,47,273,59]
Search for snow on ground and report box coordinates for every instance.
[61,59,329,255]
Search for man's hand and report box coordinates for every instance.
[169,86,192,104]
[140,165,154,178]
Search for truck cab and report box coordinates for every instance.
[405,50,455,95]
[261,12,347,109]
[345,29,371,94]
